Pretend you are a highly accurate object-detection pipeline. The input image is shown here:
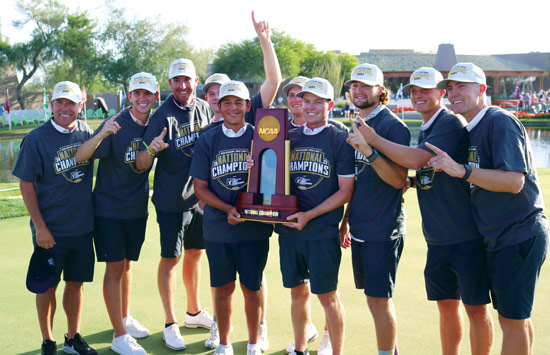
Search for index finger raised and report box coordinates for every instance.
[424,142,443,155]
[158,127,167,140]
[251,10,257,27]
[107,112,120,122]
[348,117,358,133]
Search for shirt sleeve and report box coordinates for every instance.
[190,134,211,181]
[12,133,43,182]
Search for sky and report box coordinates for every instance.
[2,0,550,56]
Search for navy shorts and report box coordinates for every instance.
[94,216,147,262]
[279,235,341,295]
[487,233,548,319]
[351,236,404,298]
[205,239,269,291]
[32,232,95,284]
[156,206,204,258]
[424,238,490,305]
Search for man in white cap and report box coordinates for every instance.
[13,81,97,355]
[274,77,355,355]
[191,81,274,355]
[136,59,213,350]
[340,63,410,355]
[199,12,282,351]
[350,67,494,354]
[76,72,160,355]
[426,63,549,355]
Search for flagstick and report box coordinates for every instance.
[7,89,11,131]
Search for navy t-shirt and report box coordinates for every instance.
[275,125,355,240]
[467,106,548,250]
[190,123,273,243]
[348,107,410,242]
[416,109,482,245]
[141,94,212,212]
[92,109,151,219]
[12,119,94,237]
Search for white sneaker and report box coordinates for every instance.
[123,316,150,339]
[258,322,269,351]
[205,321,220,349]
[184,310,213,329]
[286,322,319,353]
[247,344,262,355]
[214,343,234,355]
[111,333,146,355]
[318,331,332,355]
[163,324,186,350]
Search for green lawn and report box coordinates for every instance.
[1,171,550,354]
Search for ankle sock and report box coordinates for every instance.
[186,310,201,317]
[165,322,176,328]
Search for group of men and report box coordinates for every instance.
[13,12,548,354]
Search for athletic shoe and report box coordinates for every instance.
[62,333,97,355]
[258,322,269,351]
[41,340,57,355]
[205,321,220,349]
[317,331,332,355]
[290,350,309,355]
[163,324,186,350]
[286,323,319,353]
[184,309,213,329]
[214,344,234,355]
[110,334,146,355]
[123,316,150,339]
[247,344,262,355]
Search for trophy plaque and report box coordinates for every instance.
[237,108,298,223]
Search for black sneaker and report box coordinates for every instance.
[41,340,57,355]
[62,333,97,355]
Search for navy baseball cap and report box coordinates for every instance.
[26,247,59,294]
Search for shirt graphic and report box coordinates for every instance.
[290,147,331,190]
[125,138,147,173]
[53,143,90,183]
[212,148,249,190]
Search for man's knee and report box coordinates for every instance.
[317,290,340,310]
[291,283,311,303]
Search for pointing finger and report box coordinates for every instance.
[108,112,120,122]
[159,127,167,140]
[348,117,358,133]
[251,10,257,27]
[424,142,443,155]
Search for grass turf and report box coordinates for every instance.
[1,171,550,354]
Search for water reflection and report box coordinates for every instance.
[0,140,20,183]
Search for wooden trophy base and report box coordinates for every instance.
[237,192,299,223]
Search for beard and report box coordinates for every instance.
[353,97,376,110]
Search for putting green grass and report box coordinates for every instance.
[2,170,550,354]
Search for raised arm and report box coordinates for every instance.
[75,113,121,163]
[252,10,282,108]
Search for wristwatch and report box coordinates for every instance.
[365,148,379,164]
[462,163,472,180]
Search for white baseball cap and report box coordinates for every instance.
[282,76,309,96]
[437,62,486,89]
[169,58,196,79]
[297,77,334,101]
[402,67,444,93]
[51,81,81,103]
[202,73,231,93]
[218,81,250,102]
[129,72,158,94]
[344,63,384,87]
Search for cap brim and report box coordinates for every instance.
[296,89,331,100]
[344,79,381,87]
[282,83,301,96]
[402,83,439,93]
[437,78,481,89]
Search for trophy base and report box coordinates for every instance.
[237,192,299,223]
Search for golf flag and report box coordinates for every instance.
[5,89,10,114]
[120,85,127,110]
[396,83,403,100]
[43,87,48,110]
[81,87,87,103]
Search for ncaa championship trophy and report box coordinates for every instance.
[237,108,298,223]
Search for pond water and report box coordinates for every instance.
[2,127,550,184]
